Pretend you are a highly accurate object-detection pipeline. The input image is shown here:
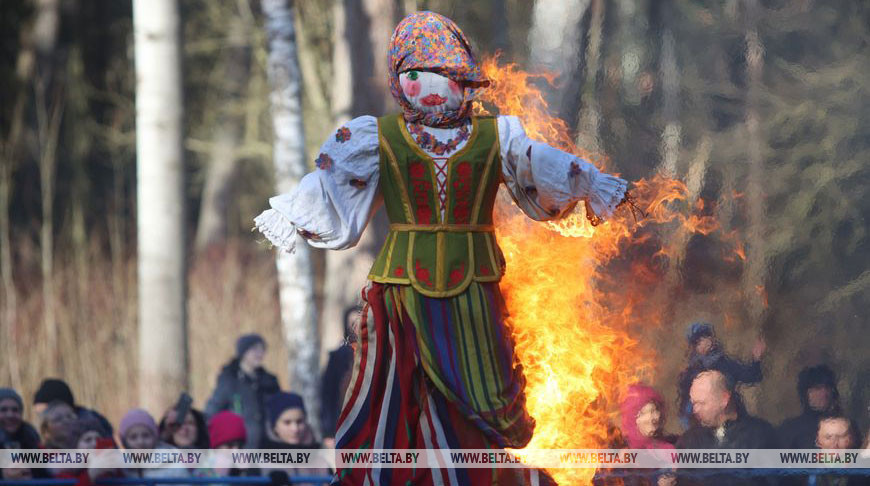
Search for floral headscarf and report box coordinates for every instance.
[388,11,488,127]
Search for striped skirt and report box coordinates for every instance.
[332,281,555,486]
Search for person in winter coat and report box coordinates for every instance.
[261,392,332,485]
[595,384,676,486]
[777,364,842,449]
[195,410,261,480]
[32,378,114,436]
[39,401,79,450]
[677,322,766,427]
[205,333,280,449]
[677,370,778,486]
[54,419,121,486]
[119,408,191,483]
[0,387,41,448]
[159,407,211,449]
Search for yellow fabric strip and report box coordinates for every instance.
[389,223,494,232]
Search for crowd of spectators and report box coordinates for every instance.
[1,318,867,486]
[0,331,339,485]
[595,322,868,486]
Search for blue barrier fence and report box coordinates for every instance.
[3,470,869,485]
[0,475,333,485]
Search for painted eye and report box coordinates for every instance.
[407,71,419,81]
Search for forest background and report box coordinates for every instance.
[0,0,868,439]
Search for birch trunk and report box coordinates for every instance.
[658,28,681,177]
[615,0,648,105]
[742,0,767,327]
[528,0,590,124]
[261,0,321,436]
[133,0,189,413]
[31,0,63,375]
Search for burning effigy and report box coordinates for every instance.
[253,10,711,486]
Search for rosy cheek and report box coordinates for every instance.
[448,79,461,95]
[401,79,421,97]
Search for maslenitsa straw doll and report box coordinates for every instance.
[255,12,630,486]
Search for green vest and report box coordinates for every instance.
[368,114,505,298]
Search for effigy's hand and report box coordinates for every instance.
[584,199,604,227]
[616,190,646,223]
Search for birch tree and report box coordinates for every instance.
[261,0,321,436]
[133,0,188,413]
[528,0,590,124]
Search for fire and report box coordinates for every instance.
[474,57,715,484]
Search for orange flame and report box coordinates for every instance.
[474,57,726,484]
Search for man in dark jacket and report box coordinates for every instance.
[677,322,766,427]
[777,364,841,449]
[205,333,280,448]
[32,379,113,437]
[677,370,778,486]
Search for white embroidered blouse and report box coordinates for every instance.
[255,115,627,253]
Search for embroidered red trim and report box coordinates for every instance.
[452,161,473,223]
[408,160,433,223]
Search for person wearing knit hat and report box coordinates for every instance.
[118,408,191,482]
[619,384,676,450]
[72,417,109,449]
[32,378,114,436]
[208,411,247,449]
[677,320,766,428]
[778,364,844,449]
[205,334,280,449]
[685,321,715,347]
[264,392,313,447]
[0,388,41,449]
[120,408,159,449]
[235,333,266,359]
[594,384,676,485]
[260,392,333,483]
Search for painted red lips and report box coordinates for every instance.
[420,94,447,106]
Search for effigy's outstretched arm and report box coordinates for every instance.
[254,115,382,253]
[497,115,628,224]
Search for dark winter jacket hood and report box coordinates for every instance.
[796,364,839,413]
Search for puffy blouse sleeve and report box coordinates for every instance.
[254,115,381,252]
[497,115,628,222]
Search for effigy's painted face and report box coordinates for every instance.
[399,70,464,114]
